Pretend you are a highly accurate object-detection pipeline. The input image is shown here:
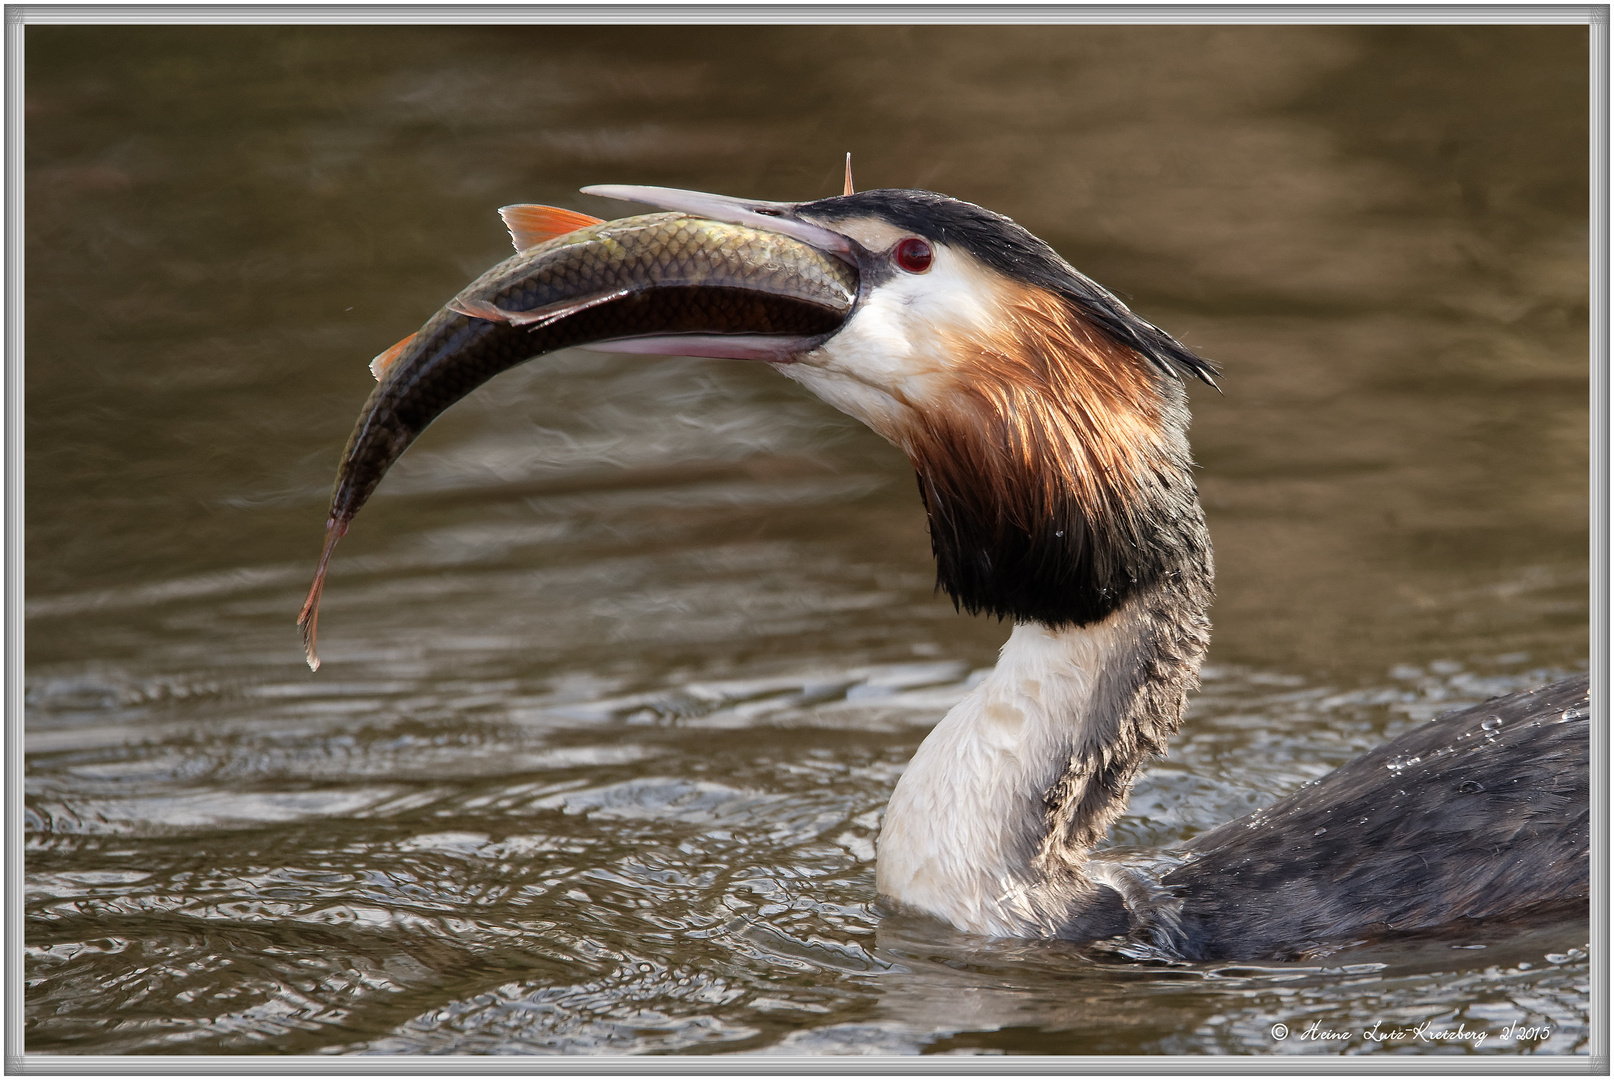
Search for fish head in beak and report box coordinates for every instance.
[576,184,871,367]
[581,185,1042,448]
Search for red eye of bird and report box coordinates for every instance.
[895,237,933,273]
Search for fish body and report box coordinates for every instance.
[301,211,858,668]
[339,213,856,527]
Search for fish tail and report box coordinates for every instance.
[297,516,350,672]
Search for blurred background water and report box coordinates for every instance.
[23,22,1590,1056]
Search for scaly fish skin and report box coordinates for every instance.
[456,213,857,320]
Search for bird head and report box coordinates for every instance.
[584,184,1218,629]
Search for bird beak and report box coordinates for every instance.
[581,184,859,267]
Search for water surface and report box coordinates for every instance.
[24,24,1590,1056]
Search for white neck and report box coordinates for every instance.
[874,612,1146,938]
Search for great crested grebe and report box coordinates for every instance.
[572,182,1590,962]
[305,177,1590,963]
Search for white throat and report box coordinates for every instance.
[875,615,1141,938]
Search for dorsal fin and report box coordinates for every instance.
[498,204,605,251]
[368,332,416,381]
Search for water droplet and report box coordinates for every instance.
[1313,827,1327,836]
[1481,716,1503,731]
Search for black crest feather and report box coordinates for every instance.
[800,189,1219,389]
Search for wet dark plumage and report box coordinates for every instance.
[1165,675,1590,960]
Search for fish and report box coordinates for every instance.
[298,207,860,670]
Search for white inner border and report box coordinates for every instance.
[4,5,1606,1075]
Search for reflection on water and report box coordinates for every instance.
[24,24,1588,1056]
[23,658,1590,1055]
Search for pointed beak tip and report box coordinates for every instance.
[579,183,682,206]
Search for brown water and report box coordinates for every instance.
[23,24,1591,1057]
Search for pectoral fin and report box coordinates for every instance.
[451,289,631,329]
